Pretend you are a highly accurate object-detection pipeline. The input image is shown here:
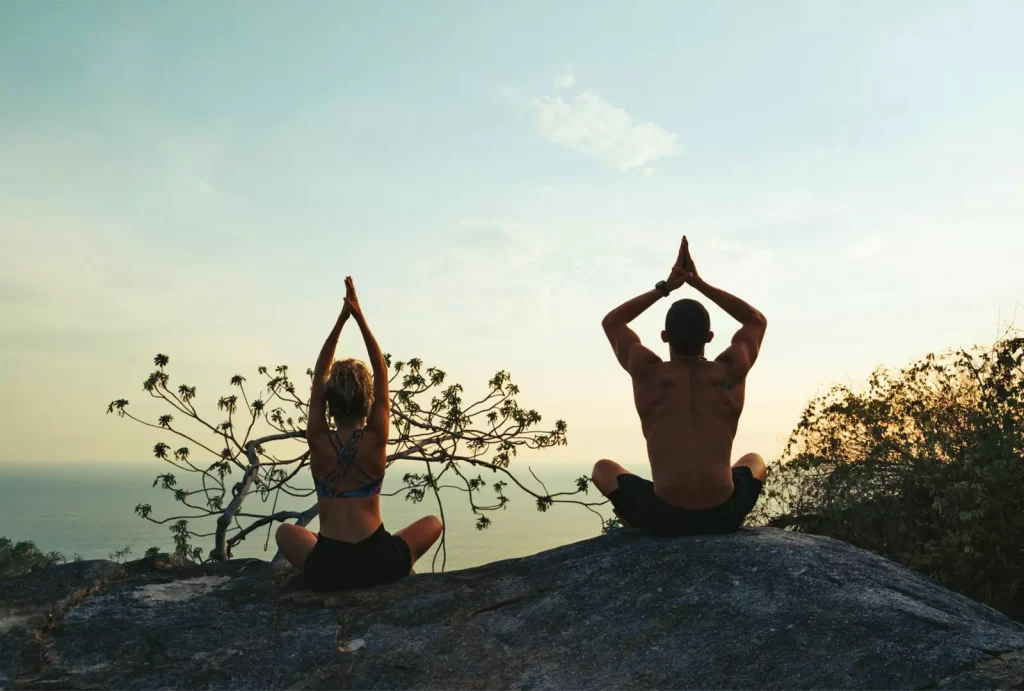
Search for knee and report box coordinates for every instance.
[274,523,294,547]
[591,459,620,492]
[739,453,767,482]
[423,515,443,538]
[591,458,615,481]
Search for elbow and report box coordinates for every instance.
[601,314,618,332]
[747,310,767,328]
[741,312,767,334]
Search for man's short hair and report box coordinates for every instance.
[665,299,710,355]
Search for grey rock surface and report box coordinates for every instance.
[2,530,1023,689]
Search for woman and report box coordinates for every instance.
[275,276,442,590]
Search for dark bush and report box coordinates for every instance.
[752,337,1024,620]
[0,537,66,577]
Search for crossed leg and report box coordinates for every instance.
[275,515,443,574]
[395,515,443,570]
[591,454,766,525]
[593,455,766,491]
[591,458,632,497]
[732,452,767,482]
[591,458,634,527]
[275,523,318,571]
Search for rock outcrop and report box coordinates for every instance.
[2,528,1023,689]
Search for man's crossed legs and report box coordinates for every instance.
[590,454,766,534]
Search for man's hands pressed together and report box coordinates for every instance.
[664,235,701,292]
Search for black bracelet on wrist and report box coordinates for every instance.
[654,280,670,297]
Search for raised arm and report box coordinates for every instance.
[680,236,767,375]
[307,301,351,441]
[343,277,390,445]
[602,243,688,376]
[601,290,664,376]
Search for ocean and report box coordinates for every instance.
[0,460,613,572]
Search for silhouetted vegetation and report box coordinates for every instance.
[752,335,1024,620]
[109,354,607,569]
[0,537,66,576]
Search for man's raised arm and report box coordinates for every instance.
[602,290,663,375]
[680,237,766,375]
[602,251,687,374]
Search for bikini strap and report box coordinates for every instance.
[317,428,381,494]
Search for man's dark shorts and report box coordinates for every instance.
[607,466,763,536]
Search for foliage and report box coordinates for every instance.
[109,354,605,569]
[752,336,1024,620]
[108,546,133,563]
[0,537,66,577]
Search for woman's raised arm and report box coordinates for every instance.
[307,298,350,441]
[343,277,390,444]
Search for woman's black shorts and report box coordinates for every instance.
[303,524,412,591]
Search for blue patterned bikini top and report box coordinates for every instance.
[313,428,384,499]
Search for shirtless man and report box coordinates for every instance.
[592,236,767,536]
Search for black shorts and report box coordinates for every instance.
[303,524,412,591]
[608,466,763,537]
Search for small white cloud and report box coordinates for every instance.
[849,234,882,259]
[533,88,679,172]
[555,73,575,91]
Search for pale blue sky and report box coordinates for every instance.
[2,1,1023,465]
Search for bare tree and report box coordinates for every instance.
[108,354,611,568]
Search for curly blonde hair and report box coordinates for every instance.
[324,358,374,422]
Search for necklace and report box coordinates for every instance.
[673,355,707,363]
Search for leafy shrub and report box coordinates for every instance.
[752,337,1024,620]
[0,537,66,577]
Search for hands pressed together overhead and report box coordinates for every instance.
[343,276,363,320]
[665,235,701,291]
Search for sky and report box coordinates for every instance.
[1,1,1023,469]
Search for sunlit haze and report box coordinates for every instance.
[2,1,1022,467]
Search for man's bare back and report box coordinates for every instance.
[633,357,745,508]
[591,236,767,535]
